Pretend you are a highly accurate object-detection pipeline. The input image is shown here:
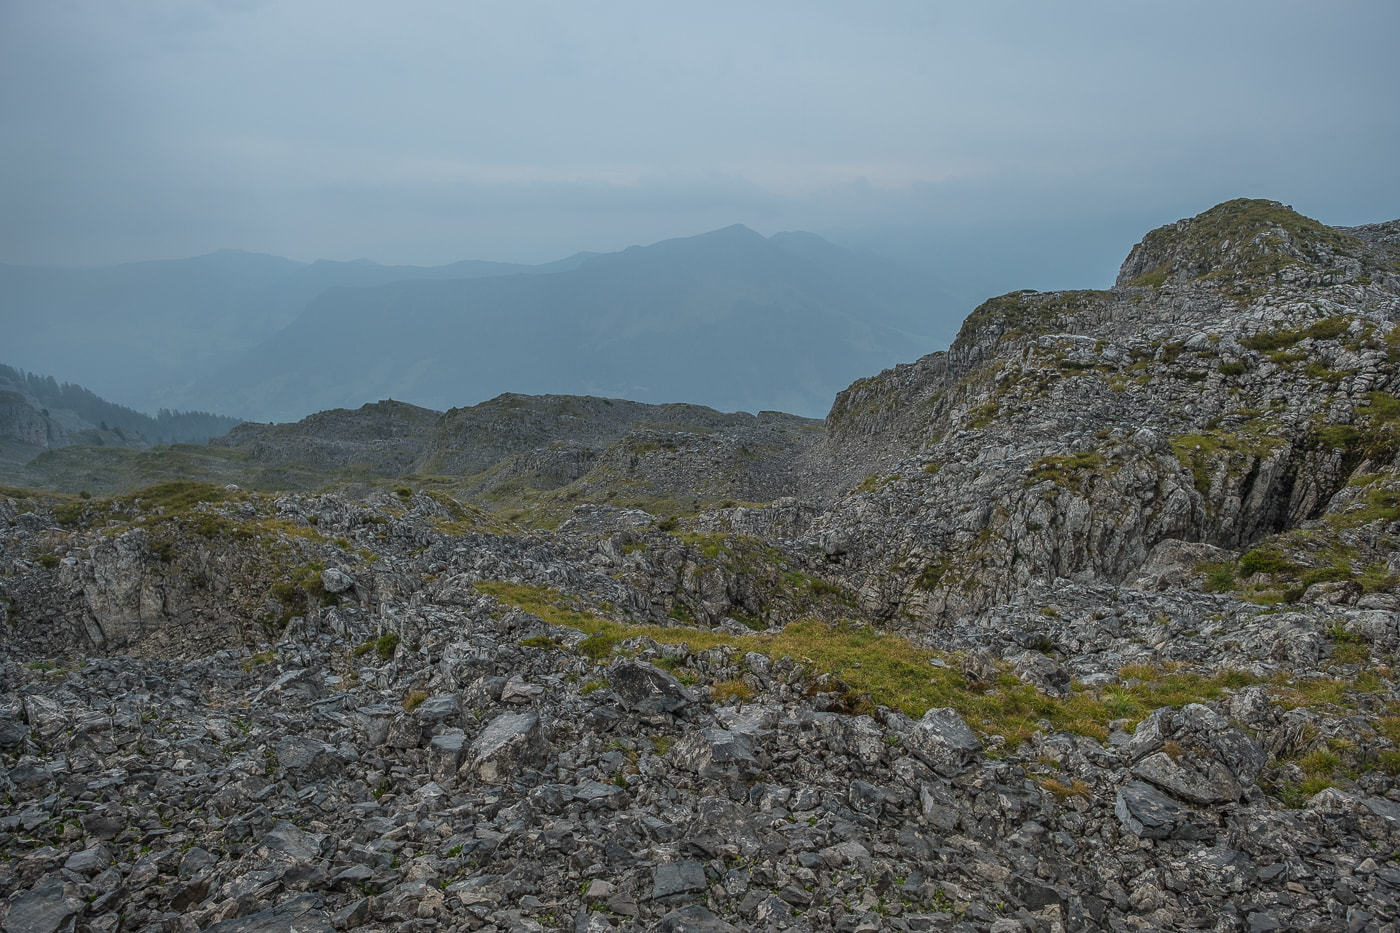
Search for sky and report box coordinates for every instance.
[2,0,1398,295]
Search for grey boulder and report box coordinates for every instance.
[608,659,696,715]
[460,711,550,784]
[670,728,763,781]
[905,707,981,777]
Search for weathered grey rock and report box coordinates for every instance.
[2,876,82,933]
[1123,704,1266,805]
[384,711,423,749]
[713,704,780,735]
[1132,750,1242,805]
[320,567,355,594]
[1164,845,1256,896]
[573,778,627,807]
[651,860,708,901]
[848,779,885,816]
[648,905,741,932]
[22,695,66,741]
[447,875,506,907]
[834,714,886,763]
[61,844,111,876]
[331,898,370,929]
[1132,539,1238,591]
[576,912,618,933]
[500,674,544,702]
[905,707,981,776]
[1011,650,1071,697]
[919,781,960,831]
[1115,780,1191,839]
[670,728,762,781]
[274,735,341,782]
[1227,685,1277,731]
[1306,787,1400,838]
[461,711,549,784]
[414,693,462,723]
[1303,579,1361,606]
[428,730,468,782]
[202,893,334,933]
[0,718,30,746]
[356,703,397,746]
[254,667,324,702]
[259,821,323,861]
[607,660,696,715]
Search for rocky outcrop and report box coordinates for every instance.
[0,390,68,452]
[807,199,1400,624]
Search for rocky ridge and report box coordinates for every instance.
[5,199,1400,931]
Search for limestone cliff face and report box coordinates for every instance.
[810,199,1400,625]
[0,390,68,451]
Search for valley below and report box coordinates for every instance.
[6,199,1400,932]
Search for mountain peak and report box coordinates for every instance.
[1116,198,1365,291]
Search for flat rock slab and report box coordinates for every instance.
[202,893,333,933]
[501,675,544,702]
[62,844,112,876]
[258,820,323,862]
[2,877,83,933]
[608,660,695,715]
[574,778,627,803]
[652,860,708,901]
[414,694,462,723]
[274,735,341,781]
[1115,780,1191,839]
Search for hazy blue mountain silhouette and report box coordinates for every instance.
[187,225,963,421]
[0,249,592,414]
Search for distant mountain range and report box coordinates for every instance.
[0,227,964,421]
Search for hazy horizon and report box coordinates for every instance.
[3,2,1398,297]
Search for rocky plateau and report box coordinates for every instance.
[5,200,1400,932]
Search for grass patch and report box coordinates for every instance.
[375,631,399,661]
[711,678,756,705]
[1239,547,1300,577]
[240,650,276,672]
[474,581,1264,748]
[1040,777,1091,800]
[1027,451,1106,491]
[1199,561,1236,593]
[855,473,898,494]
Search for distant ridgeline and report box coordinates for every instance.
[0,363,241,447]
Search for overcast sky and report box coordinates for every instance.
[3,0,1398,292]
